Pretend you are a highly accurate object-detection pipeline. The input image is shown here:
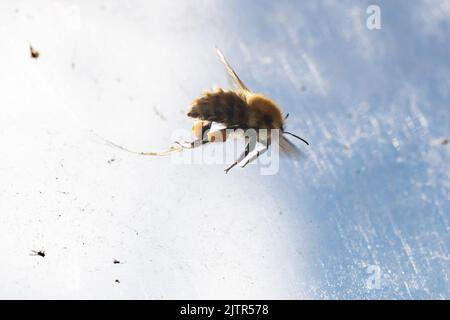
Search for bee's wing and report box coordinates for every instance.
[238,136,302,168]
[216,48,250,92]
[279,136,302,158]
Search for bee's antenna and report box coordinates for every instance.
[283,131,309,146]
[284,113,290,120]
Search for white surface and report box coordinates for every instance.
[0,0,448,299]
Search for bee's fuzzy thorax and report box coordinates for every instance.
[245,93,284,129]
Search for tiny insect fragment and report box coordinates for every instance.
[113,259,121,264]
[30,46,39,59]
[431,138,449,146]
[30,250,46,258]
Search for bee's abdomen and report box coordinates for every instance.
[187,89,248,127]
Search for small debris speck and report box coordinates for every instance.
[391,138,400,149]
[115,279,120,283]
[113,259,121,264]
[30,46,39,59]
[30,250,46,258]
[430,138,448,146]
[153,107,167,121]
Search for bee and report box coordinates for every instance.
[184,48,309,173]
[100,48,308,173]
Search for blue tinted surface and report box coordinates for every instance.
[226,0,449,298]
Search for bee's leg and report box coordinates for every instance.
[240,155,255,168]
[241,149,267,168]
[176,121,212,149]
[240,142,268,168]
[174,138,209,149]
[224,141,250,174]
[225,134,258,174]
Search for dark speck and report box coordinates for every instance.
[30,250,46,258]
[30,46,39,59]
[153,107,167,121]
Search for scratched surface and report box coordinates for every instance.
[0,0,448,299]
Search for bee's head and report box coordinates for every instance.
[281,113,309,146]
